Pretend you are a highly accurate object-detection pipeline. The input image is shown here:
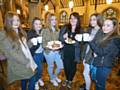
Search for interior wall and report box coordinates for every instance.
[41,3,120,27]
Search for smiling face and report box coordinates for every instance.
[50,16,57,27]
[70,15,78,27]
[102,20,114,34]
[33,20,42,31]
[12,15,20,30]
[90,15,98,27]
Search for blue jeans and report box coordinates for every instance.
[21,53,43,90]
[33,53,43,82]
[90,65,97,81]
[96,67,111,90]
[21,76,35,90]
[83,62,91,90]
[44,51,63,80]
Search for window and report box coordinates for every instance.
[60,11,68,24]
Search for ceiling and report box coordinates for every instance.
[13,0,120,10]
[40,0,120,9]
[41,0,84,9]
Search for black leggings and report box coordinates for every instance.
[63,44,77,81]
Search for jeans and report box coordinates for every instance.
[21,76,35,90]
[21,53,43,90]
[63,44,77,81]
[44,51,63,80]
[33,53,43,82]
[83,62,91,90]
[90,64,97,81]
[96,67,111,90]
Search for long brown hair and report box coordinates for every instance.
[89,13,103,28]
[4,11,26,42]
[101,17,120,43]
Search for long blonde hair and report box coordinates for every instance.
[47,13,59,31]
[4,11,26,42]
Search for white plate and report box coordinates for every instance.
[47,41,61,45]
[46,44,63,50]
[65,39,76,44]
[46,41,63,50]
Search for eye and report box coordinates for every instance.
[107,24,110,27]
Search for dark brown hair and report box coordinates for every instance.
[67,12,81,34]
[32,17,42,30]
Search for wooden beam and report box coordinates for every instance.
[95,0,97,11]
[43,0,49,5]
[60,0,64,8]
[49,0,55,11]
[82,0,84,6]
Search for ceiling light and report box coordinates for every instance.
[106,0,112,4]
[45,4,48,11]
[17,9,20,14]
[69,0,74,9]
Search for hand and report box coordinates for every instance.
[83,59,86,64]
[31,38,37,45]
[26,60,37,72]
[63,33,68,39]
[93,53,97,57]
[88,35,94,41]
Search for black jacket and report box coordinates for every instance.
[27,30,41,56]
[59,26,83,63]
[82,28,103,64]
[89,38,119,67]
[113,37,120,52]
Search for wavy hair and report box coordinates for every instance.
[101,17,120,43]
[4,11,26,42]
[67,12,81,34]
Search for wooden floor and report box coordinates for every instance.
[0,60,120,90]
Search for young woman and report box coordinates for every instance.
[0,12,36,88]
[22,17,44,90]
[89,17,120,90]
[59,12,83,88]
[82,13,103,90]
[42,14,63,86]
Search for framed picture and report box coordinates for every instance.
[29,0,39,3]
